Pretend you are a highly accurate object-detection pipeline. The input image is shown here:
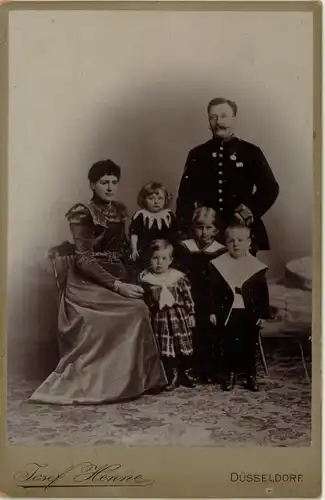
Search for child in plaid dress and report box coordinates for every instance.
[140,239,196,391]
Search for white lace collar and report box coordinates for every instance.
[133,208,172,230]
[140,268,184,286]
[182,238,225,254]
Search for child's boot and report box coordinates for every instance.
[221,372,236,391]
[163,358,178,391]
[177,356,196,388]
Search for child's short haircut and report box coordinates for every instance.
[148,239,174,259]
[192,206,223,229]
[137,182,172,209]
[224,221,251,240]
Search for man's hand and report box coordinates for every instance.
[210,314,217,326]
[256,318,266,329]
[234,204,254,226]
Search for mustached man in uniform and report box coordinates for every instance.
[176,97,279,255]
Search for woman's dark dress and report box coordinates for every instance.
[29,199,167,404]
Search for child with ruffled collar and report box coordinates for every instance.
[130,182,177,268]
[140,239,196,391]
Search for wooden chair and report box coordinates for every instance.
[48,241,76,297]
[259,317,311,382]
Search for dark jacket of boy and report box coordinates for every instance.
[208,252,270,377]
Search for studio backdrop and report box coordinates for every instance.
[7,9,313,379]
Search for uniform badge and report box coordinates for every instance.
[212,152,217,158]
[236,162,244,167]
[230,154,237,161]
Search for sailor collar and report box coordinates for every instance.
[211,252,268,287]
[182,239,225,254]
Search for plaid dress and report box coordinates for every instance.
[140,269,195,358]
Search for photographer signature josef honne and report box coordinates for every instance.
[14,462,155,490]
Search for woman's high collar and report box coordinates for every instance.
[91,194,116,207]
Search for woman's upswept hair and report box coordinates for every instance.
[88,159,121,184]
[207,97,238,117]
[192,206,223,231]
[137,181,172,209]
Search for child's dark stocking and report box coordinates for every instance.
[176,355,196,388]
[163,357,178,391]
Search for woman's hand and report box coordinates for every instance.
[114,281,144,299]
[189,315,196,328]
[210,314,217,326]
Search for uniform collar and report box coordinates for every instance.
[211,133,237,144]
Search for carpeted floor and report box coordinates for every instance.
[7,339,311,447]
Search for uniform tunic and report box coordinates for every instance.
[176,136,279,251]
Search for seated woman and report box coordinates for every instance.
[29,159,167,404]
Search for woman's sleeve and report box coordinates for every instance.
[67,204,118,290]
[179,276,195,315]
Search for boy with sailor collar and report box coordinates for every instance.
[176,207,227,384]
[208,222,270,391]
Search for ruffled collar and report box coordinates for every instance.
[140,268,184,286]
[133,208,173,230]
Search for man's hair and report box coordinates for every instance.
[207,97,238,117]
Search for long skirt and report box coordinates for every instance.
[29,268,167,404]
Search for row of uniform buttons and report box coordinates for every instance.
[213,145,224,210]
